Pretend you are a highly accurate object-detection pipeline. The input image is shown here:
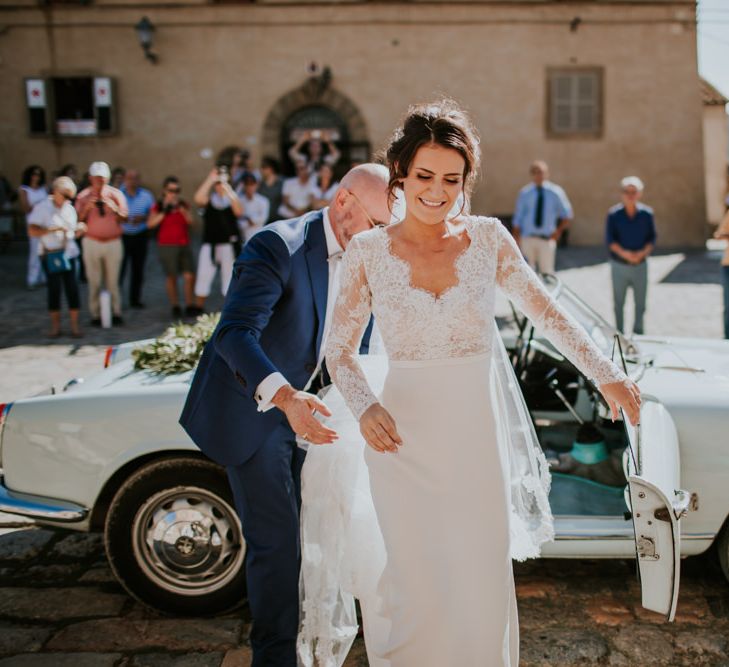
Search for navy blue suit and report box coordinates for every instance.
[180,210,369,666]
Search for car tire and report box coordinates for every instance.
[105,456,246,615]
[719,521,729,584]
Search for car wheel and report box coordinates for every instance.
[105,457,246,615]
[719,521,729,584]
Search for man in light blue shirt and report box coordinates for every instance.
[512,160,573,275]
[120,169,155,308]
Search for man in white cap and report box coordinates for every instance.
[75,161,129,326]
[605,176,656,335]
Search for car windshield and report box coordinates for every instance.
[542,275,637,363]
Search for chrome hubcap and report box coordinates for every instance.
[132,486,245,596]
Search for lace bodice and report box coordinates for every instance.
[325,216,628,419]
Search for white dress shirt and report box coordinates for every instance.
[255,208,344,412]
[237,192,270,242]
[279,177,315,217]
[27,197,80,259]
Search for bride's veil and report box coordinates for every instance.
[297,321,553,667]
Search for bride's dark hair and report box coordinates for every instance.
[384,99,481,210]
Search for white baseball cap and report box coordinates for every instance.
[88,161,111,179]
[620,176,644,191]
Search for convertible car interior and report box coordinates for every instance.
[509,313,632,520]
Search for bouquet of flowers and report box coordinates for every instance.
[132,312,220,374]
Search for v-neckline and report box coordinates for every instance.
[380,223,473,302]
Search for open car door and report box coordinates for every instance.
[623,396,695,621]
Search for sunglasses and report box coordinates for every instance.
[166,187,181,194]
[348,190,387,229]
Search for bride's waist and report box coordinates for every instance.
[388,351,491,368]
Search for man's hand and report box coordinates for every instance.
[359,403,402,453]
[272,384,337,445]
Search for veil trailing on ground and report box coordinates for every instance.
[297,321,553,667]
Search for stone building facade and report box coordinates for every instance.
[701,78,729,227]
[0,0,709,245]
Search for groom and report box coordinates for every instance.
[180,163,390,666]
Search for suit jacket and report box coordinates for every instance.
[180,210,370,466]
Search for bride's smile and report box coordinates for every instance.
[401,143,465,226]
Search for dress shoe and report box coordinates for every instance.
[172,305,183,318]
[112,315,124,326]
[90,318,102,328]
[131,302,145,309]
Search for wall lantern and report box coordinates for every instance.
[135,16,158,64]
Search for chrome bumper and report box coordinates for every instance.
[0,475,88,523]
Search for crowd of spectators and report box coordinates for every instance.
[5,136,729,340]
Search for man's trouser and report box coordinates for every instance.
[610,259,648,335]
[120,232,148,305]
[82,236,123,318]
[522,235,557,275]
[225,419,306,667]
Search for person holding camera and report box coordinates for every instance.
[75,161,128,327]
[288,129,341,175]
[148,176,197,318]
[192,166,243,311]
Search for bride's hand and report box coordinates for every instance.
[599,379,641,426]
[360,403,403,453]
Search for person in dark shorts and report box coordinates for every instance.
[148,176,197,318]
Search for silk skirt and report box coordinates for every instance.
[361,353,519,667]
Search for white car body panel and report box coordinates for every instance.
[0,325,725,563]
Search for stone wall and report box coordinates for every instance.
[0,1,706,244]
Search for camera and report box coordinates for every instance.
[216,165,229,184]
[163,203,177,214]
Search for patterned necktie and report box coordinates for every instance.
[534,186,544,229]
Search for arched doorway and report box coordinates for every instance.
[261,80,370,178]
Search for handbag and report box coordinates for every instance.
[44,249,72,273]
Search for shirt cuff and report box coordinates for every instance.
[255,372,289,413]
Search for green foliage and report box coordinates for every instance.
[131,312,220,374]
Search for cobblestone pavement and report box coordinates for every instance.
[1,238,728,666]
[0,525,727,666]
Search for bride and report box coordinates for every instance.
[298,100,641,666]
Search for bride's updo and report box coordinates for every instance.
[384,99,481,208]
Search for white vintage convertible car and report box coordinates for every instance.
[0,276,726,620]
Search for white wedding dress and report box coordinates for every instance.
[298,216,628,666]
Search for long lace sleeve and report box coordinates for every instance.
[325,236,379,419]
[493,222,628,387]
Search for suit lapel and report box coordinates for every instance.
[304,211,328,354]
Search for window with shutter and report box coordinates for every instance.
[547,68,603,138]
[25,75,117,137]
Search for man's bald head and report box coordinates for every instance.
[329,163,391,247]
[530,160,549,185]
[340,163,389,192]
